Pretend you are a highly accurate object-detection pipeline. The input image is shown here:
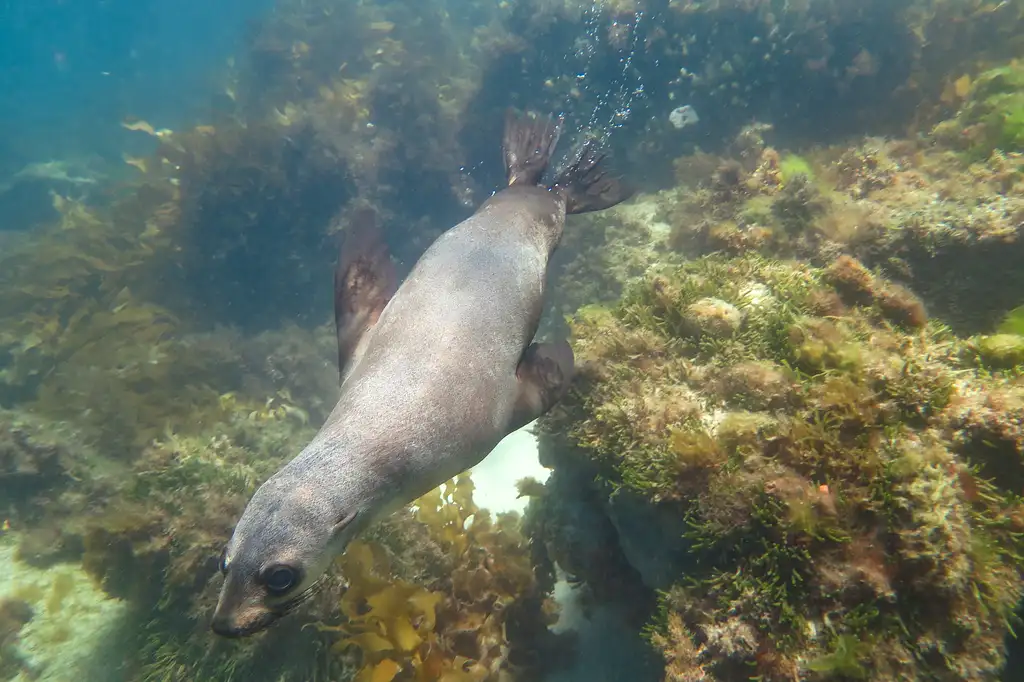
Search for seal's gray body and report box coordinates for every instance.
[272,186,560,523]
[212,111,629,637]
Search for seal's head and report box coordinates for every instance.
[211,475,361,637]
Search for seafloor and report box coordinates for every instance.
[2,1,1024,681]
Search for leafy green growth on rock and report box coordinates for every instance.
[934,62,1024,159]
[998,305,1024,336]
[778,154,815,185]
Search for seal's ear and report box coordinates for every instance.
[332,510,360,537]
[334,208,397,383]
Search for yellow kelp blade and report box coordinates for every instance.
[386,614,423,653]
[364,583,422,622]
[407,590,443,631]
[355,659,402,682]
[333,631,394,656]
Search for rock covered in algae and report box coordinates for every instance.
[932,61,1024,159]
[682,298,743,339]
[534,252,1024,682]
[658,115,1024,336]
[975,334,1024,370]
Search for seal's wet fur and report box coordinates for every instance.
[212,110,632,637]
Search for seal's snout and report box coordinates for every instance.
[210,612,245,639]
[211,597,248,638]
[210,599,278,638]
[211,570,279,638]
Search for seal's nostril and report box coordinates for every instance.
[210,607,240,638]
[211,616,243,638]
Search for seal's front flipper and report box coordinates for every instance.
[510,339,576,431]
[551,140,634,214]
[334,208,396,383]
[503,109,563,187]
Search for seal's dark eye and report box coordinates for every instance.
[218,548,228,575]
[262,565,298,595]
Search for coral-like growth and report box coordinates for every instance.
[535,253,1024,681]
[973,305,1024,370]
[825,255,928,329]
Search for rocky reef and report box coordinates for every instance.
[534,251,1024,681]
[655,94,1024,336]
[525,46,1024,681]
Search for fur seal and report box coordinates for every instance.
[211,109,631,637]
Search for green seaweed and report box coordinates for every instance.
[778,154,815,185]
[975,334,1024,369]
[806,634,870,679]
[1002,101,1024,150]
[944,62,1024,158]
[998,305,1024,336]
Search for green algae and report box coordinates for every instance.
[976,334,1024,369]
[938,62,1024,159]
[739,194,775,226]
[778,154,815,185]
[972,65,1024,154]
[806,633,870,679]
[970,302,1024,371]
[998,305,1024,336]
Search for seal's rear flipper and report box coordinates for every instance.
[510,339,575,432]
[551,140,634,214]
[334,207,396,383]
[503,109,563,187]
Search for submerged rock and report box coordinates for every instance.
[535,253,1024,682]
[683,298,743,339]
[976,334,1024,369]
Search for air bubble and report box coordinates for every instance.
[558,1,648,142]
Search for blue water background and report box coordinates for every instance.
[0,0,273,170]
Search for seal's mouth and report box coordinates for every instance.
[211,577,326,638]
[211,608,282,638]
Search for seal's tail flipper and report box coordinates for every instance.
[334,207,397,383]
[551,140,634,214]
[503,109,563,187]
[509,339,576,432]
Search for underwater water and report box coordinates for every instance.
[2,0,1024,680]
